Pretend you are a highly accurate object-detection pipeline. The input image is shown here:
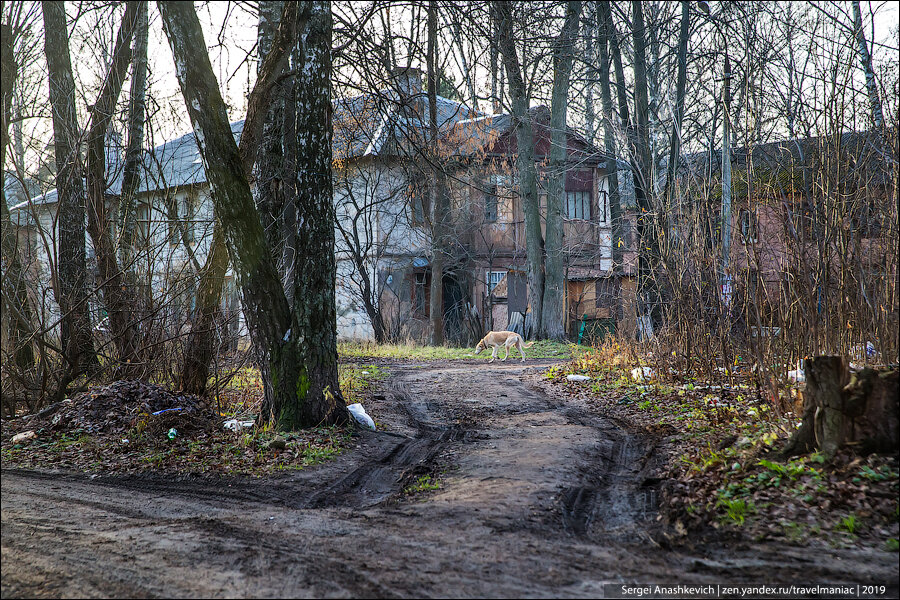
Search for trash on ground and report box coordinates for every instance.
[11,431,36,444]
[347,403,376,430]
[152,407,184,416]
[167,428,177,440]
[224,419,255,432]
[631,366,654,382]
[566,374,591,382]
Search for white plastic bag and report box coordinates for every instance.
[347,403,376,430]
[566,374,591,382]
[631,366,654,382]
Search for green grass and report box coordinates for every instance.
[717,498,755,525]
[403,474,441,495]
[338,364,389,405]
[338,340,586,361]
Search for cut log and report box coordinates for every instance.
[782,356,898,459]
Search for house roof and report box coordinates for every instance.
[13,90,479,212]
[443,105,609,167]
[676,129,895,196]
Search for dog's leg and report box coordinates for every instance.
[518,339,526,362]
[502,343,510,361]
[490,347,497,363]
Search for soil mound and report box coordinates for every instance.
[8,380,215,437]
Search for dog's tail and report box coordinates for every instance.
[523,341,535,348]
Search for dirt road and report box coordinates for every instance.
[2,361,897,597]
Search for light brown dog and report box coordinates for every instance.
[474,330,534,362]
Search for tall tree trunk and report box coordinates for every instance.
[582,5,595,145]
[1,19,36,372]
[541,0,582,340]
[851,0,884,129]
[663,1,689,205]
[159,0,345,428]
[630,0,658,336]
[84,1,142,376]
[495,0,543,338]
[427,0,446,345]
[280,0,346,426]
[596,0,623,272]
[42,1,98,374]
[118,0,148,272]
[489,3,500,114]
[179,1,301,395]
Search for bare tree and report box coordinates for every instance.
[42,0,98,377]
[158,0,346,428]
[541,0,582,340]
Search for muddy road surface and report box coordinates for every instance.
[2,361,896,598]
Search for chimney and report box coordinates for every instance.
[391,66,424,119]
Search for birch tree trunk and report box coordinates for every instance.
[159,0,345,428]
[179,1,301,395]
[495,0,543,338]
[851,0,884,130]
[42,0,98,374]
[281,0,346,426]
[541,0,582,340]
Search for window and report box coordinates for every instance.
[411,194,429,227]
[413,271,428,316]
[598,189,609,224]
[182,192,196,244]
[484,184,498,223]
[487,270,506,294]
[565,191,591,220]
[739,208,757,243]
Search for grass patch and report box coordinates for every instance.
[403,474,441,495]
[338,364,389,405]
[338,340,585,361]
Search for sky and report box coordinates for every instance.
[5,1,900,183]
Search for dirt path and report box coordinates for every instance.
[2,361,897,598]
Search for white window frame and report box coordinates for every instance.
[565,190,591,220]
[487,270,506,294]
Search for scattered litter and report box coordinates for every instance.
[462,398,479,403]
[631,366,654,382]
[11,431,36,444]
[167,428,177,440]
[223,419,255,432]
[361,370,370,375]
[566,374,591,382]
[705,397,732,409]
[347,403,376,430]
[152,407,184,416]
[121,438,129,444]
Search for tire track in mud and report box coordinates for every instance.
[4,360,898,598]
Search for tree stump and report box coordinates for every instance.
[782,356,899,459]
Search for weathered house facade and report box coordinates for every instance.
[8,68,632,345]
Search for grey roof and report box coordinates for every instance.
[14,92,478,212]
[138,120,244,193]
[334,91,479,159]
